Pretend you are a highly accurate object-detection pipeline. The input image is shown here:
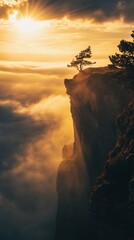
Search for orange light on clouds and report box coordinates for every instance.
[0,11,133,67]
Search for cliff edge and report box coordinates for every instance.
[56,67,134,240]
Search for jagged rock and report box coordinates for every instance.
[56,67,134,240]
[91,101,134,240]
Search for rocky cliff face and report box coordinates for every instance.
[91,100,134,240]
[55,67,134,240]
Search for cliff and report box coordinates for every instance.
[91,100,134,239]
[56,67,134,240]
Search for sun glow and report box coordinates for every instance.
[14,17,51,33]
[15,17,45,32]
[9,10,18,23]
[8,9,51,34]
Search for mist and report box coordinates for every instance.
[0,63,73,240]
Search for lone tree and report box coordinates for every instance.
[67,46,96,72]
[109,31,134,69]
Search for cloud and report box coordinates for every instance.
[0,99,50,170]
[0,0,26,6]
[0,0,26,20]
[25,0,134,22]
[0,69,73,239]
[0,63,69,75]
[0,0,133,22]
[0,62,76,105]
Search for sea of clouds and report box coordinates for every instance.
[0,62,74,240]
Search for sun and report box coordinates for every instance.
[14,17,50,34]
[8,10,50,33]
[8,11,38,32]
[15,17,40,32]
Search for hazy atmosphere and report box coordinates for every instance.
[0,0,133,239]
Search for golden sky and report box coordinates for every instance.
[0,18,133,66]
[0,0,133,68]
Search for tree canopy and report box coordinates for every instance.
[67,46,96,72]
[109,31,134,69]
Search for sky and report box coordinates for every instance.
[0,0,133,240]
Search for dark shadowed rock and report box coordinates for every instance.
[91,101,134,240]
[56,67,134,240]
